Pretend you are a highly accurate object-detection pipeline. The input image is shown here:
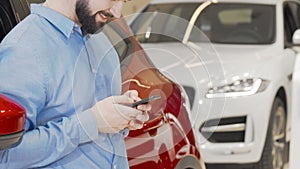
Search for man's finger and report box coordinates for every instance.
[136,111,149,122]
[116,104,144,120]
[128,120,144,130]
[112,95,134,104]
[137,104,151,111]
[124,90,139,101]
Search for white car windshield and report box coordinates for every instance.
[131,3,276,44]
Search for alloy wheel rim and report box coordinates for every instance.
[271,106,285,169]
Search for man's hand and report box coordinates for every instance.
[91,90,150,133]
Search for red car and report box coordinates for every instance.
[0,94,25,150]
[0,0,205,168]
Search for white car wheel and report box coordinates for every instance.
[256,97,286,169]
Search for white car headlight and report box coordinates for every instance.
[205,78,269,98]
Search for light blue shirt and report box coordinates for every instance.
[0,4,128,169]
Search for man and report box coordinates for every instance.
[0,0,149,168]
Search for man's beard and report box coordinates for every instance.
[75,0,105,34]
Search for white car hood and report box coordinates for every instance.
[141,42,280,87]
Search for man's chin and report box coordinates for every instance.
[82,23,105,34]
[93,23,106,34]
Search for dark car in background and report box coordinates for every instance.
[0,0,205,168]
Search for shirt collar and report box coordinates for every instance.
[30,4,82,38]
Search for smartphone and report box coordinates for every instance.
[129,95,161,108]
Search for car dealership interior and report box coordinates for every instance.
[1,0,300,169]
[122,0,300,169]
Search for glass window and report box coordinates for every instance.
[102,22,134,74]
[131,3,276,44]
[192,3,276,44]
[218,9,252,24]
[131,3,199,43]
[284,2,297,44]
[288,1,300,28]
[103,26,129,61]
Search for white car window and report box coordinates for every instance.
[131,3,199,42]
[131,3,275,45]
[191,3,275,44]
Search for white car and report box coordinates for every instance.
[128,0,300,168]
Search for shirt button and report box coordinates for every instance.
[120,128,129,137]
[113,165,117,169]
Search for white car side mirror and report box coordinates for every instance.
[292,29,300,45]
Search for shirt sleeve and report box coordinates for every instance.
[0,45,98,168]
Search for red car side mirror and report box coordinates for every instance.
[0,94,25,150]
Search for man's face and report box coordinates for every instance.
[76,0,124,34]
